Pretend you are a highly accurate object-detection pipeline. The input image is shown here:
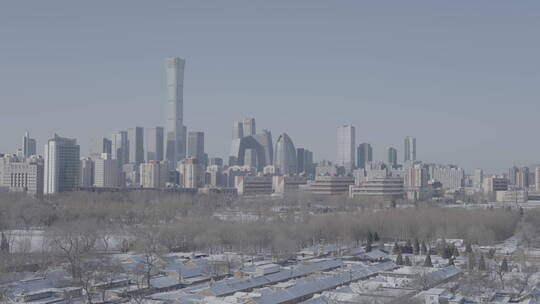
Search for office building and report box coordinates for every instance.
[80,157,94,187]
[187,131,205,165]
[315,160,341,176]
[44,135,80,194]
[516,167,530,189]
[483,176,509,194]
[140,161,168,189]
[232,121,244,139]
[1,154,44,197]
[209,157,223,167]
[165,57,187,166]
[387,147,398,168]
[349,176,404,201]
[274,133,297,175]
[22,131,37,159]
[243,118,257,167]
[297,148,314,176]
[428,164,465,190]
[273,175,308,194]
[94,153,121,188]
[127,127,144,165]
[404,136,416,163]
[178,157,204,188]
[337,125,355,173]
[111,131,129,166]
[357,143,373,169]
[235,175,272,196]
[146,127,164,162]
[473,169,484,190]
[89,137,112,157]
[122,163,139,187]
[302,175,355,196]
[404,166,428,201]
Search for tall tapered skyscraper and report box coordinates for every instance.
[404,136,416,162]
[165,57,186,167]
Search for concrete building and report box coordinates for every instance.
[508,166,519,186]
[516,167,530,189]
[1,154,44,197]
[473,169,484,190]
[122,163,139,187]
[206,165,224,187]
[209,157,223,167]
[274,133,298,175]
[111,131,129,166]
[483,176,509,194]
[404,136,416,163]
[94,153,121,188]
[80,157,94,188]
[404,166,428,201]
[337,125,355,173]
[302,175,355,195]
[428,164,465,190]
[272,175,308,194]
[496,189,527,203]
[89,137,112,157]
[296,148,314,176]
[235,175,272,196]
[315,160,342,176]
[22,131,37,159]
[165,57,187,166]
[140,161,168,189]
[349,176,404,201]
[187,131,205,166]
[146,127,164,162]
[387,147,398,168]
[357,143,373,169]
[178,157,204,188]
[44,134,80,194]
[224,166,254,188]
[127,127,144,165]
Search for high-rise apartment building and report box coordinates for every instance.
[187,131,205,165]
[146,127,164,161]
[22,131,37,159]
[165,57,186,166]
[387,147,398,168]
[127,127,144,165]
[178,157,204,188]
[111,131,128,166]
[516,167,530,189]
[357,143,373,169]
[44,135,80,194]
[404,136,416,163]
[337,125,355,173]
[473,169,484,190]
[428,164,465,190]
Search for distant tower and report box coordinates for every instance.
[337,125,356,173]
[111,131,128,165]
[387,147,398,168]
[232,121,244,139]
[165,57,186,167]
[357,143,373,169]
[127,127,144,165]
[274,133,298,175]
[404,136,416,162]
[187,131,205,165]
[146,127,164,161]
[22,131,37,158]
[44,134,80,194]
[243,118,256,167]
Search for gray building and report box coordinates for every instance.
[387,147,398,168]
[111,131,128,166]
[337,125,355,173]
[274,133,297,175]
[297,148,314,176]
[232,121,244,139]
[187,131,205,164]
[80,157,94,187]
[404,136,416,162]
[90,137,112,157]
[94,154,121,188]
[22,131,37,159]
[165,57,187,166]
[243,118,256,167]
[127,127,144,165]
[1,154,44,197]
[146,127,164,161]
[44,134,80,194]
[357,143,373,169]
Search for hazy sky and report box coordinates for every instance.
[1,1,539,173]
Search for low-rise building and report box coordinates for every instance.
[235,175,272,195]
[0,154,44,197]
[301,176,355,195]
[272,175,308,194]
[349,176,404,201]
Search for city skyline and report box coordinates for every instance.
[1,1,540,172]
